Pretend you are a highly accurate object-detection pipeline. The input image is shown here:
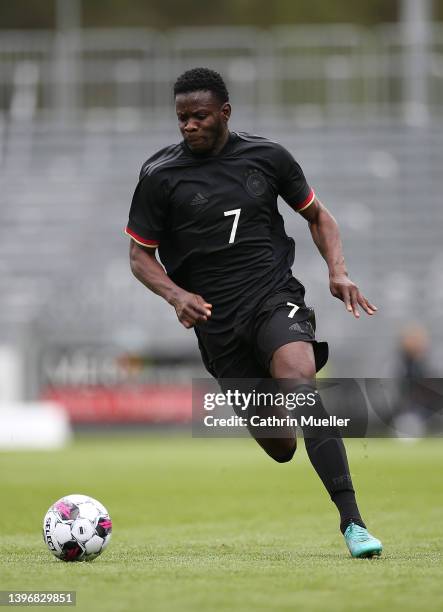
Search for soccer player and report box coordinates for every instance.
[125,67,382,558]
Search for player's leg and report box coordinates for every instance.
[271,341,382,557]
[270,341,365,530]
[253,287,364,532]
[246,379,297,463]
[245,342,315,462]
[195,327,296,463]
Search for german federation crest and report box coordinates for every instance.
[245,169,267,197]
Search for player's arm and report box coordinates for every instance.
[127,169,212,329]
[129,240,212,329]
[299,197,377,318]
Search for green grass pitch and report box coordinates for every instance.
[0,436,442,611]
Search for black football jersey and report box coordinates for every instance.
[126,132,315,332]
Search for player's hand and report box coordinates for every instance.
[329,273,377,318]
[170,290,212,328]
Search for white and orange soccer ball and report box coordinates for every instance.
[43,494,112,561]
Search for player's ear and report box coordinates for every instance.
[221,102,231,122]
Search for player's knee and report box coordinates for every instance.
[273,353,316,381]
[280,362,316,380]
[271,442,297,463]
[271,340,317,381]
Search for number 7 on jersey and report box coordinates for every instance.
[224,208,241,244]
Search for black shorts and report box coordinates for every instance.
[195,277,328,379]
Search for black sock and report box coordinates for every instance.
[294,384,366,533]
[331,489,366,534]
[304,436,365,533]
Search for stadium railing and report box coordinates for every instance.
[0,24,442,120]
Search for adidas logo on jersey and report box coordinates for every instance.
[289,321,314,335]
[289,322,303,333]
[190,193,209,206]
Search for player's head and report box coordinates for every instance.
[174,67,231,155]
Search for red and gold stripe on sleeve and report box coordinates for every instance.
[294,188,315,213]
[124,227,159,248]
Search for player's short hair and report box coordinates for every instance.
[173,67,229,104]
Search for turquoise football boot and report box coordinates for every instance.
[344,522,383,558]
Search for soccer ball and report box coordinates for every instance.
[43,494,112,562]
